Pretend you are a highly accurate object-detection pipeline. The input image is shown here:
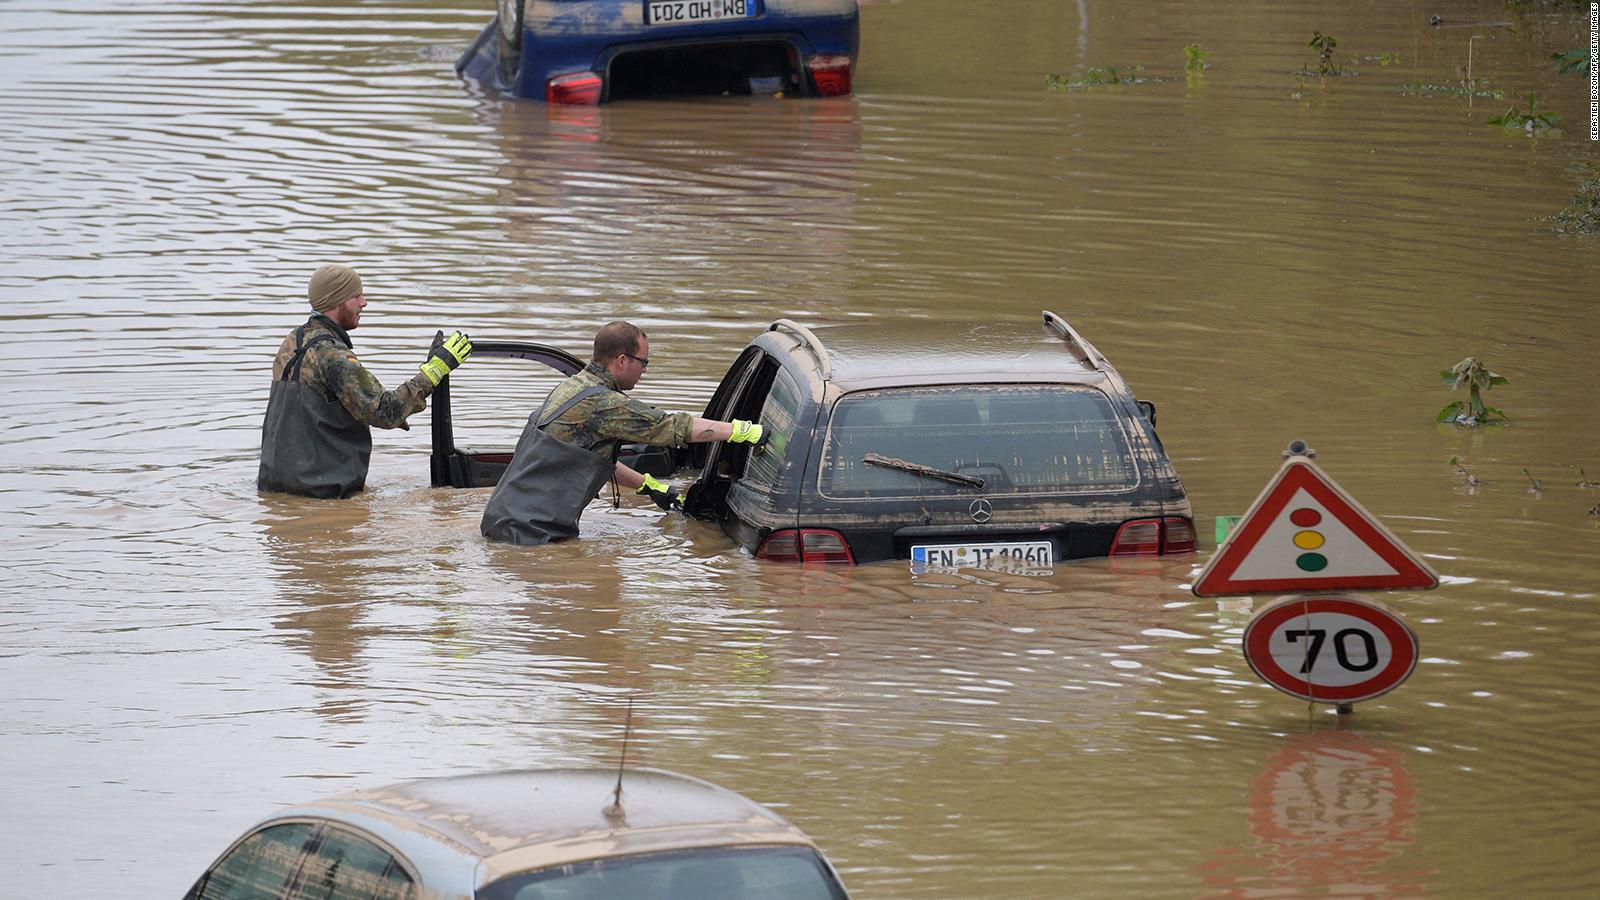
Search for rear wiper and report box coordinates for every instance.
[863,453,985,489]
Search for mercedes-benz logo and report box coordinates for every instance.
[969,498,992,524]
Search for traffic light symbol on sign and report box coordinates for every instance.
[1290,507,1327,572]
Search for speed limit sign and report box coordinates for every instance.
[1242,595,1419,704]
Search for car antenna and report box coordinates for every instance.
[602,696,635,824]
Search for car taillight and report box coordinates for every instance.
[1110,518,1162,556]
[756,528,856,564]
[1161,516,1197,554]
[798,529,855,563]
[755,530,801,561]
[1111,517,1198,556]
[546,72,602,105]
[806,54,852,97]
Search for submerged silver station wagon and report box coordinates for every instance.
[184,768,849,899]
[680,311,1196,566]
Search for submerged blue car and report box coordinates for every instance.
[456,0,859,104]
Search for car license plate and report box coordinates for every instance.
[646,0,758,26]
[910,540,1053,569]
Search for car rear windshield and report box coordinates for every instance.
[477,845,846,900]
[819,385,1138,499]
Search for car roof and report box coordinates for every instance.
[287,768,820,889]
[757,314,1118,393]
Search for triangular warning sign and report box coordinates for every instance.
[1192,457,1439,597]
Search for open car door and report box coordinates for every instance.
[429,336,677,488]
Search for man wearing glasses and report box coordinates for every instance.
[482,320,765,545]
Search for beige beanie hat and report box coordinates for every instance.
[308,264,364,312]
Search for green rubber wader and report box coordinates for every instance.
[480,386,614,545]
[257,328,373,499]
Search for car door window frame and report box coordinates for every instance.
[186,820,321,900]
[686,350,782,518]
[688,346,764,471]
[734,365,803,495]
[286,822,418,900]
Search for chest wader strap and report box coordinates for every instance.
[282,326,340,384]
[535,385,611,431]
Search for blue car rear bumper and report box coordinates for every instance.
[456,0,858,102]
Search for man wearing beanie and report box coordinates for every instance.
[258,264,473,498]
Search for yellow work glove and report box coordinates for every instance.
[420,331,472,386]
[637,473,681,510]
[728,419,767,448]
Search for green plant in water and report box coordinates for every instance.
[1487,92,1561,129]
[1308,31,1340,76]
[1046,64,1148,90]
[1522,468,1543,494]
[1438,357,1509,425]
[1184,44,1208,73]
[1350,51,1402,67]
[1450,456,1484,487]
[1552,48,1587,75]
[1291,70,1309,99]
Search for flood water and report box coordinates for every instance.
[3,0,1599,895]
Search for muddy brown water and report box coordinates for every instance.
[3,0,1598,895]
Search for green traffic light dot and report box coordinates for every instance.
[1296,552,1328,572]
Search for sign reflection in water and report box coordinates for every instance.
[1197,730,1431,896]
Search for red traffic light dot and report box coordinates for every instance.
[1290,507,1322,527]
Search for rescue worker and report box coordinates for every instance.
[258,263,473,499]
[481,320,766,545]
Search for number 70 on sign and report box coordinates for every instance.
[1283,627,1380,674]
[1242,595,1420,704]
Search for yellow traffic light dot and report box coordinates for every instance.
[1293,530,1325,550]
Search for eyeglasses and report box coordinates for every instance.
[623,352,650,369]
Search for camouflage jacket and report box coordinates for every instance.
[271,314,432,430]
[541,362,694,458]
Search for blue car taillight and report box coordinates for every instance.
[756,528,856,563]
[547,72,602,104]
[805,54,852,96]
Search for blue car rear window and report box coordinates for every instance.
[820,385,1137,498]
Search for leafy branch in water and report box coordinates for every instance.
[1308,31,1340,76]
[1487,92,1561,130]
[1522,468,1543,494]
[1184,44,1209,73]
[1046,64,1150,90]
[1438,357,1509,425]
[1450,456,1485,487]
[1552,48,1587,75]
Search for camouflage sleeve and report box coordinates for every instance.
[590,395,694,447]
[319,346,432,430]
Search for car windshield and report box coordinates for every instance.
[477,845,847,900]
[819,385,1138,498]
